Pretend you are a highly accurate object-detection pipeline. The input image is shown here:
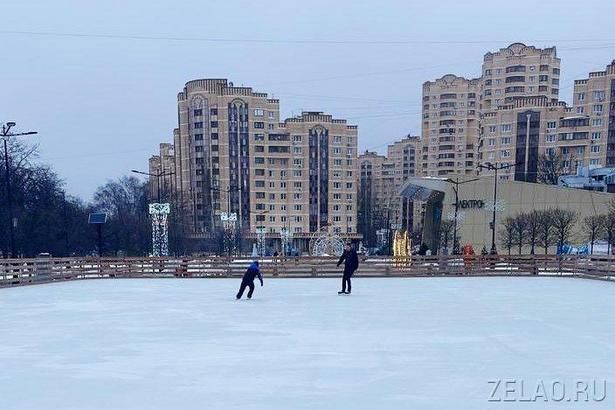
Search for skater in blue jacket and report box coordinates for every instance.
[236,261,263,299]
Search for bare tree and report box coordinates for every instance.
[604,208,615,255]
[551,209,579,251]
[583,215,605,254]
[523,211,541,254]
[536,209,555,255]
[437,220,454,254]
[499,216,516,255]
[537,151,571,185]
[511,213,528,255]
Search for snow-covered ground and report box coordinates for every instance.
[0,277,613,410]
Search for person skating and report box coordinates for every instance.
[236,261,263,300]
[337,243,359,294]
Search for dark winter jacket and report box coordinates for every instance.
[337,249,359,274]
[242,262,263,285]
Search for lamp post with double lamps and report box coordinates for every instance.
[477,162,520,255]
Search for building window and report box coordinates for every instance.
[255,157,265,164]
[592,119,603,127]
[194,122,203,129]
[488,138,496,146]
[500,124,512,133]
[255,133,265,141]
[195,134,203,141]
[501,137,512,145]
[195,146,203,152]
[254,108,264,116]
[501,150,511,158]
[293,135,302,142]
[210,108,218,115]
[577,93,585,101]
[593,90,606,101]
[591,145,601,153]
[254,122,265,129]
[210,121,218,128]
[193,109,203,116]
[211,133,218,140]
[268,111,275,120]
[294,204,302,211]
[592,132,601,140]
[577,107,585,114]
[546,134,557,143]
[255,181,265,188]
[547,121,557,129]
[593,104,604,113]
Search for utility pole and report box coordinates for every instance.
[1,122,38,258]
[445,177,479,255]
[477,162,520,255]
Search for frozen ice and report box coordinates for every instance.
[0,277,614,409]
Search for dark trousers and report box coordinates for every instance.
[342,270,353,293]
[236,280,255,299]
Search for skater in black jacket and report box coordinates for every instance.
[337,243,359,294]
[236,261,263,299]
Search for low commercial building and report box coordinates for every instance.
[399,176,613,253]
[559,166,615,192]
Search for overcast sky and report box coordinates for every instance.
[2,0,615,199]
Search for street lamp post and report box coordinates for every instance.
[477,162,520,254]
[2,122,38,258]
[445,177,479,254]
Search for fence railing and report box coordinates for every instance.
[2,254,615,288]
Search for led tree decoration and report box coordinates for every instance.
[149,203,171,257]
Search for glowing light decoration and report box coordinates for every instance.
[256,227,267,257]
[280,227,293,256]
[309,226,345,256]
[149,203,171,257]
[484,200,507,213]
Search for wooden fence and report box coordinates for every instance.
[2,254,615,288]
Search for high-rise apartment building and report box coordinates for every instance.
[573,61,615,167]
[148,142,176,202]
[421,75,480,177]
[358,135,420,246]
[481,43,560,113]
[479,96,596,182]
[159,79,358,251]
[174,79,281,235]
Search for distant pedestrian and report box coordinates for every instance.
[236,261,263,300]
[337,243,359,295]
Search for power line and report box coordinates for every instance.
[2,30,615,46]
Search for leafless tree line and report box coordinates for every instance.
[499,203,615,255]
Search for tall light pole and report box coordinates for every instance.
[445,177,479,254]
[131,169,175,257]
[131,169,175,204]
[477,162,520,254]
[2,122,38,258]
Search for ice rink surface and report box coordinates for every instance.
[0,277,614,410]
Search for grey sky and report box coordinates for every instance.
[2,0,614,199]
